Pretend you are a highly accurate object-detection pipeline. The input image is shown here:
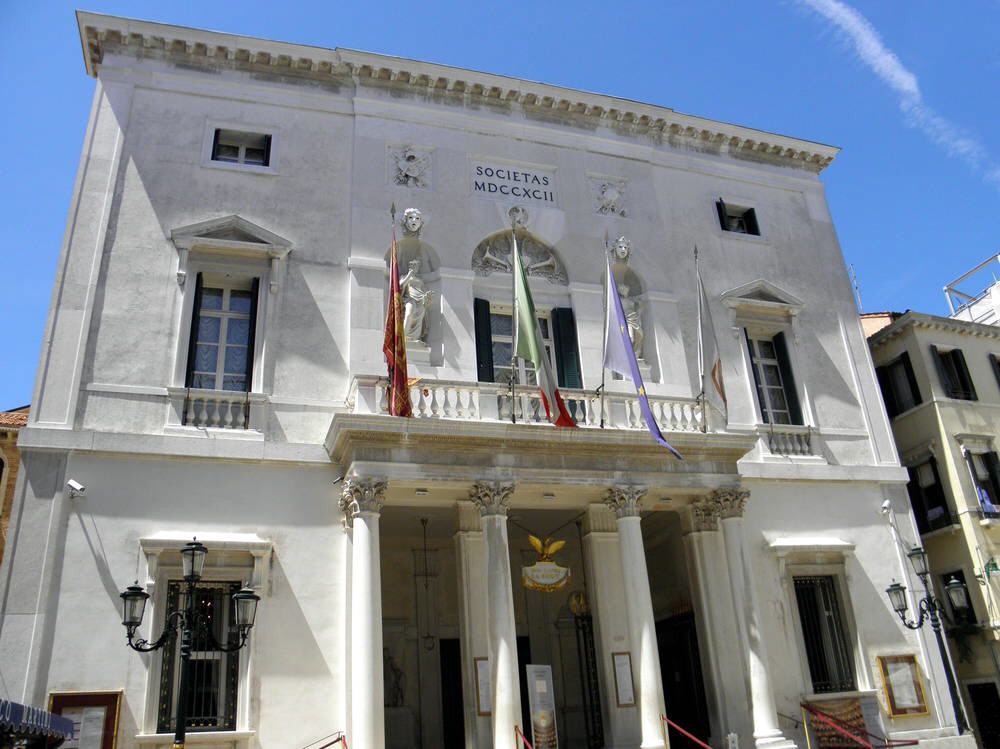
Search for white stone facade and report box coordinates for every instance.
[0,12,975,749]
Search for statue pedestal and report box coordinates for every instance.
[385,706,417,749]
[407,340,431,365]
[637,359,653,382]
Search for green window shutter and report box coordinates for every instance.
[244,278,260,392]
[744,208,760,236]
[184,273,205,388]
[900,351,922,406]
[952,348,977,400]
[716,198,729,231]
[551,307,582,389]
[744,330,766,422]
[773,331,804,425]
[473,298,494,383]
[876,365,898,418]
[930,345,957,397]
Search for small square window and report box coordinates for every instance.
[211,129,272,167]
[716,198,760,236]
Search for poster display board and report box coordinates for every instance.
[48,692,121,749]
[877,654,929,717]
[474,657,492,716]
[612,652,636,707]
[525,664,558,749]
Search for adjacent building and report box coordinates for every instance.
[868,291,1000,748]
[0,12,975,749]
[0,406,28,565]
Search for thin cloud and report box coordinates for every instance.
[795,0,999,188]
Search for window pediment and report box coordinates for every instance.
[170,216,292,289]
[721,279,804,319]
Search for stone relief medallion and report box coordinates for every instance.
[591,176,628,217]
[389,144,432,189]
[471,230,568,285]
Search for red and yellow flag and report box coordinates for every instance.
[383,227,413,417]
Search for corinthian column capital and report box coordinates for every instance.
[469,481,515,517]
[603,485,647,519]
[341,477,388,517]
[689,496,721,532]
[710,487,749,519]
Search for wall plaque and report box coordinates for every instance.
[876,654,929,717]
[48,692,121,749]
[472,161,556,206]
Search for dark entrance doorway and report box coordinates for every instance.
[517,635,533,741]
[657,613,711,749]
[439,638,465,749]
[968,682,1000,749]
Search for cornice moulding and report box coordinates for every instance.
[869,310,1000,349]
[78,12,838,174]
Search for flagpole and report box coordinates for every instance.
[599,231,609,429]
[510,218,518,425]
[695,246,707,433]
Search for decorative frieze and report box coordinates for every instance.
[469,481,515,517]
[603,485,647,519]
[340,478,388,517]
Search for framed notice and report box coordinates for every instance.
[48,691,121,749]
[612,652,636,707]
[474,657,492,716]
[876,655,929,717]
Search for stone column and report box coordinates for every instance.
[342,478,388,749]
[682,497,751,743]
[715,489,796,749]
[455,502,492,749]
[604,486,667,749]
[470,481,522,749]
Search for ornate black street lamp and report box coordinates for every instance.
[119,539,260,749]
[885,546,969,734]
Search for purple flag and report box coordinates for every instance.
[603,254,683,459]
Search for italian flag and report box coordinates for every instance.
[512,231,576,428]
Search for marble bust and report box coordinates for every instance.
[612,235,631,262]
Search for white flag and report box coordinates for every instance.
[698,272,727,423]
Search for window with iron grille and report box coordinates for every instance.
[157,581,241,733]
[793,576,856,694]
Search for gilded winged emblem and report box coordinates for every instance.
[528,535,567,562]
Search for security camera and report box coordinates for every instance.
[332,474,344,486]
[66,480,86,497]
[879,499,892,515]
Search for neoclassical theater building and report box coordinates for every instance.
[0,12,974,749]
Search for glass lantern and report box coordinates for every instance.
[181,539,208,582]
[120,583,150,630]
[886,581,908,616]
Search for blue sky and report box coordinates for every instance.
[2,1,998,409]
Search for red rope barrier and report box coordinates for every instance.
[515,725,535,749]
[801,704,918,749]
[661,714,714,749]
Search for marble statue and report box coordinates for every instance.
[392,146,431,188]
[400,258,432,342]
[401,207,423,237]
[383,648,406,707]
[619,282,644,359]
[612,235,631,263]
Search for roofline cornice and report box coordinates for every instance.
[76,11,839,173]
[869,310,1000,348]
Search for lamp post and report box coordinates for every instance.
[119,539,260,749]
[885,546,969,734]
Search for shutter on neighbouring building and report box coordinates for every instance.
[474,298,494,382]
[900,351,922,406]
[990,354,1000,391]
[773,331,803,425]
[551,308,582,389]
[876,365,898,418]
[930,345,957,397]
[952,349,977,400]
[184,273,205,388]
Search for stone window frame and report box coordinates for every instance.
[200,120,280,177]
[711,191,768,244]
[771,540,873,700]
[135,533,271,747]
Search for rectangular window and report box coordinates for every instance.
[488,305,556,386]
[716,198,760,236]
[932,346,977,400]
[211,129,272,167]
[157,581,241,733]
[906,459,952,534]
[940,570,976,625]
[746,332,802,425]
[966,451,1000,517]
[185,274,259,393]
[876,352,922,418]
[793,576,856,694]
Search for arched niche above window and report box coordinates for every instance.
[471,228,568,286]
[170,215,292,293]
